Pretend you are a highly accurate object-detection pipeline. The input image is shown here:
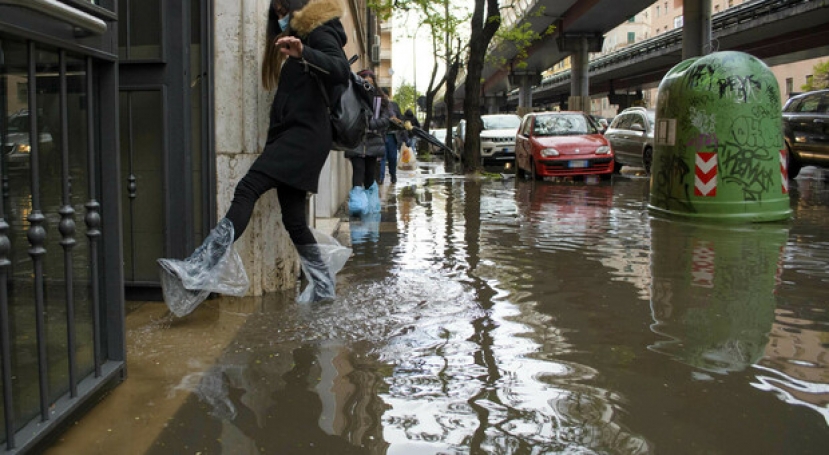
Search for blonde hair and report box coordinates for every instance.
[261,31,287,91]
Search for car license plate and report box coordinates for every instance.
[569,160,588,168]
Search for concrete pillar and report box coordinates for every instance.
[569,37,589,113]
[509,71,541,117]
[484,94,500,114]
[557,33,603,114]
[683,0,713,59]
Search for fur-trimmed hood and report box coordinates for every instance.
[290,0,343,38]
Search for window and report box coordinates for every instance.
[628,16,636,23]
[728,0,734,7]
[674,15,684,28]
[806,75,813,87]
[657,6,661,16]
[786,78,793,95]
[715,5,720,12]
[797,94,821,113]
[612,114,632,130]
[628,32,635,44]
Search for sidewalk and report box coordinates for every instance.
[43,217,347,454]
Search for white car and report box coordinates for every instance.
[428,127,455,155]
[453,114,522,164]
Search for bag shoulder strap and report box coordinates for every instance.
[307,54,357,109]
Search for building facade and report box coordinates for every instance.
[0,0,371,451]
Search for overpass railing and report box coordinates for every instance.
[522,0,816,96]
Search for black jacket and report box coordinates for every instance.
[344,96,391,159]
[251,0,350,194]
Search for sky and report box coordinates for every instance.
[388,3,471,95]
[390,16,444,94]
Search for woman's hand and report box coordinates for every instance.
[275,36,303,58]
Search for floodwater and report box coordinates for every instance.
[47,163,829,454]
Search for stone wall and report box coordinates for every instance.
[213,0,361,295]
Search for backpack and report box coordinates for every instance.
[311,55,375,151]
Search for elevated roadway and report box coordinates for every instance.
[518,0,829,109]
[451,0,829,112]
[455,0,654,102]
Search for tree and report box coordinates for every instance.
[802,61,829,91]
[393,81,419,114]
[443,39,463,166]
[490,7,556,70]
[370,0,468,138]
[462,0,501,173]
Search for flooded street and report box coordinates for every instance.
[48,163,829,454]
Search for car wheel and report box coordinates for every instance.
[643,147,653,175]
[787,146,801,179]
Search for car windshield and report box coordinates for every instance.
[7,114,28,133]
[533,114,598,136]
[482,115,521,130]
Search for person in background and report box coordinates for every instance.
[402,109,420,148]
[345,69,390,217]
[379,89,403,184]
[158,0,349,304]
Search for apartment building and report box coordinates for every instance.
[596,0,827,117]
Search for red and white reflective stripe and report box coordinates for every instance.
[780,149,789,194]
[691,239,715,288]
[694,152,718,197]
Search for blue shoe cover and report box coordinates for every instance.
[349,186,368,217]
[366,182,381,213]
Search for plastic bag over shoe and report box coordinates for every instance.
[158,218,250,317]
[365,181,381,213]
[349,186,368,217]
[296,229,352,303]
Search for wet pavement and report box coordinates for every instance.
[46,162,829,454]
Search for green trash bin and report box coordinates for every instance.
[648,51,791,222]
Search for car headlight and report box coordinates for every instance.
[794,134,806,143]
[595,146,610,155]
[540,148,559,157]
[14,144,31,154]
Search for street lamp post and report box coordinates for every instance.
[412,27,417,117]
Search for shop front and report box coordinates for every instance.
[0,1,125,452]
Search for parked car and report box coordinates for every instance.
[588,114,609,133]
[2,110,54,171]
[514,111,614,179]
[428,127,455,155]
[453,114,522,164]
[603,107,655,174]
[782,88,829,178]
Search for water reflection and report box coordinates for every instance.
[56,167,829,454]
[648,218,786,374]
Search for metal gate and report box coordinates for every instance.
[0,1,125,453]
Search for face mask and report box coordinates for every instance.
[278,14,290,31]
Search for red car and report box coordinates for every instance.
[515,111,615,179]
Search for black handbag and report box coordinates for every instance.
[310,56,375,151]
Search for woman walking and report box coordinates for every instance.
[346,69,391,217]
[159,0,350,313]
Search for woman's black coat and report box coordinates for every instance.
[344,96,391,159]
[251,0,349,194]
